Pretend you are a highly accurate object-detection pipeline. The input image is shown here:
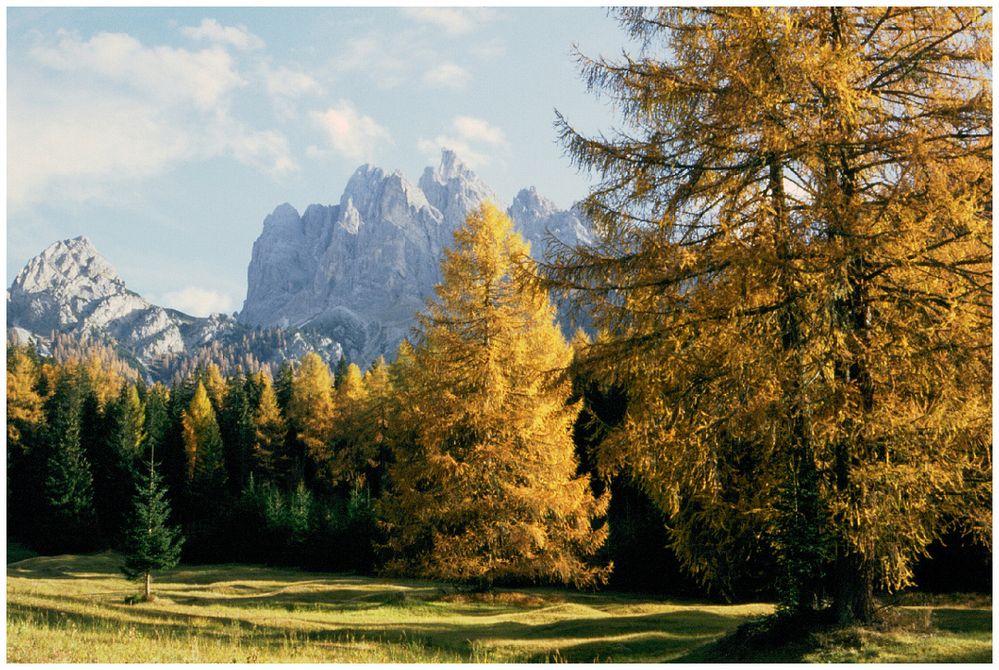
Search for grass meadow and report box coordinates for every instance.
[6,548,991,663]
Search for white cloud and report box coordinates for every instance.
[226,127,298,176]
[161,287,234,317]
[401,8,497,36]
[10,30,295,208]
[264,64,322,118]
[453,116,507,146]
[265,65,321,99]
[310,102,392,162]
[30,30,245,110]
[181,18,264,50]
[416,116,508,169]
[422,62,472,90]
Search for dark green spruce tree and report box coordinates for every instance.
[41,371,100,552]
[120,446,185,602]
[91,385,145,543]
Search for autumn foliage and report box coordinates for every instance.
[545,7,991,621]
[379,203,610,588]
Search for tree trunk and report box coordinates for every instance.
[144,571,152,601]
[833,548,875,624]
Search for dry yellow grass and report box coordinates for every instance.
[7,551,769,663]
[7,551,991,663]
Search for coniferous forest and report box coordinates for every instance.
[6,6,992,663]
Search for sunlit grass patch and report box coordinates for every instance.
[7,551,990,663]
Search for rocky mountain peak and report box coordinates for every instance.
[13,236,125,299]
[263,203,301,231]
[240,149,593,365]
[8,237,342,381]
[510,187,558,223]
[8,237,188,362]
[438,148,475,182]
[418,148,497,228]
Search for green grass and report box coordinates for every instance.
[6,551,992,663]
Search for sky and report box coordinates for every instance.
[7,7,635,317]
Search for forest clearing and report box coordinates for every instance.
[6,549,991,664]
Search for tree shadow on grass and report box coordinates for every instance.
[9,553,765,662]
[10,591,749,663]
[932,608,992,635]
[7,551,121,579]
[675,607,994,664]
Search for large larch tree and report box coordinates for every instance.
[544,7,991,622]
[380,203,609,588]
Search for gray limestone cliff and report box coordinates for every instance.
[240,150,592,364]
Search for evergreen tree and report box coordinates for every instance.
[544,7,991,622]
[143,383,171,464]
[219,375,256,495]
[160,376,196,517]
[120,448,184,601]
[333,354,349,390]
[90,385,145,542]
[380,203,609,588]
[275,360,295,412]
[41,370,99,552]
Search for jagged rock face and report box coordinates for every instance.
[507,187,593,259]
[8,238,344,381]
[7,236,186,361]
[240,150,593,365]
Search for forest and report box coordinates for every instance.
[6,6,992,661]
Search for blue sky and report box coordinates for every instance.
[7,7,633,316]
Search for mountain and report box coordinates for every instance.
[7,237,342,381]
[241,150,592,364]
[8,236,186,361]
[8,150,593,378]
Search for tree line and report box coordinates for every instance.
[7,204,611,592]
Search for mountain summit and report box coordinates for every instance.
[8,236,187,361]
[7,237,342,380]
[240,150,591,364]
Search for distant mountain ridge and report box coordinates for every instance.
[240,149,592,364]
[7,236,342,381]
[7,149,592,376]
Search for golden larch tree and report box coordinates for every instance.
[181,381,226,493]
[286,352,336,480]
[329,362,374,488]
[380,203,609,588]
[251,371,288,483]
[7,346,45,455]
[545,7,991,622]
